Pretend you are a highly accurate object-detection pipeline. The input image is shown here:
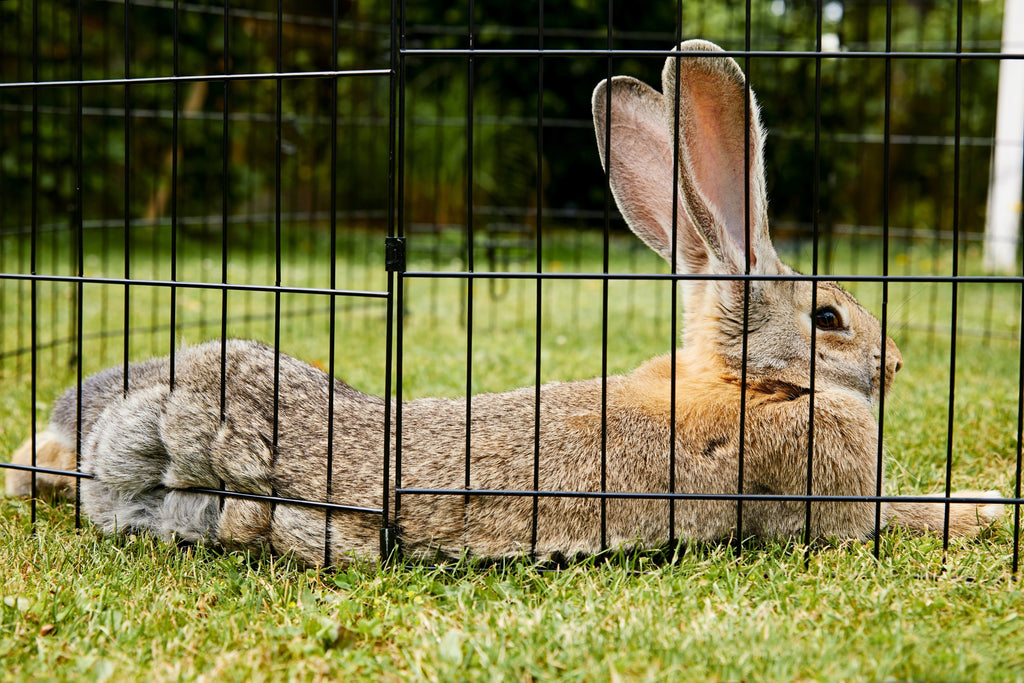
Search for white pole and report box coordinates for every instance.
[983,0,1024,273]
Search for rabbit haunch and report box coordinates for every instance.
[5,40,1002,565]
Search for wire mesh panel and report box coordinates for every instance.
[0,1,397,565]
[1,1,1021,570]
[389,0,1022,567]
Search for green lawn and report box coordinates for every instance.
[2,226,1023,681]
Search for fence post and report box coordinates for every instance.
[983,0,1024,272]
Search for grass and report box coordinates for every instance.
[2,508,1022,682]
[2,225,1024,681]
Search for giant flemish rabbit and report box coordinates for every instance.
[5,40,1002,566]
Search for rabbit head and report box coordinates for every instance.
[592,39,902,406]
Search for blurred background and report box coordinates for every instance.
[0,1,1011,258]
[0,0,1019,396]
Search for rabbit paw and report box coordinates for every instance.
[4,431,77,499]
[888,490,1004,538]
[945,490,1004,538]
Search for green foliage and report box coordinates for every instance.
[1,1,1009,256]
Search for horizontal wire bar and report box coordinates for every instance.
[181,486,383,515]
[400,47,1024,60]
[398,486,1023,506]
[0,463,95,480]
[0,463,382,515]
[0,210,390,238]
[0,69,391,91]
[0,302,381,362]
[6,462,1015,513]
[4,53,1014,95]
[97,0,391,33]
[399,270,1024,285]
[4,270,1022,288]
[0,216,1002,245]
[0,101,1011,147]
[0,272,388,298]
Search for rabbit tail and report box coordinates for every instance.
[48,359,224,545]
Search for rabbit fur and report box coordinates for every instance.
[5,40,1002,565]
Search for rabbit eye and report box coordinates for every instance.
[814,306,843,331]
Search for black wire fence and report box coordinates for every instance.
[1,0,1022,569]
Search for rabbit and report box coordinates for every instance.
[5,40,1003,566]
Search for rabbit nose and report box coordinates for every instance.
[884,337,903,373]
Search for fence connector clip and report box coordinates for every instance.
[385,236,406,272]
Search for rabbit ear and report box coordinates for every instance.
[662,40,781,277]
[592,76,710,274]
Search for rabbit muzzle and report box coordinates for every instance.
[879,336,903,396]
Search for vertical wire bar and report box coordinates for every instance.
[169,0,179,389]
[122,0,132,397]
[383,0,406,557]
[10,2,23,381]
[219,0,230,426]
[394,0,407,507]
[1015,220,1024,574]
[50,2,61,370]
[1015,76,1024,574]
[668,0,682,550]
[65,5,78,374]
[464,0,476,514]
[804,0,823,549]
[29,0,39,525]
[99,2,111,365]
[736,0,753,550]
[242,20,255,340]
[942,0,966,556]
[218,0,230,510]
[148,91,159,360]
[2,5,12,374]
[873,0,894,556]
[12,0,24,381]
[1,10,8,370]
[324,0,340,569]
[74,0,85,529]
[822,40,838,278]
[530,0,545,557]
[241,20,254,341]
[270,0,284,516]
[599,0,614,552]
